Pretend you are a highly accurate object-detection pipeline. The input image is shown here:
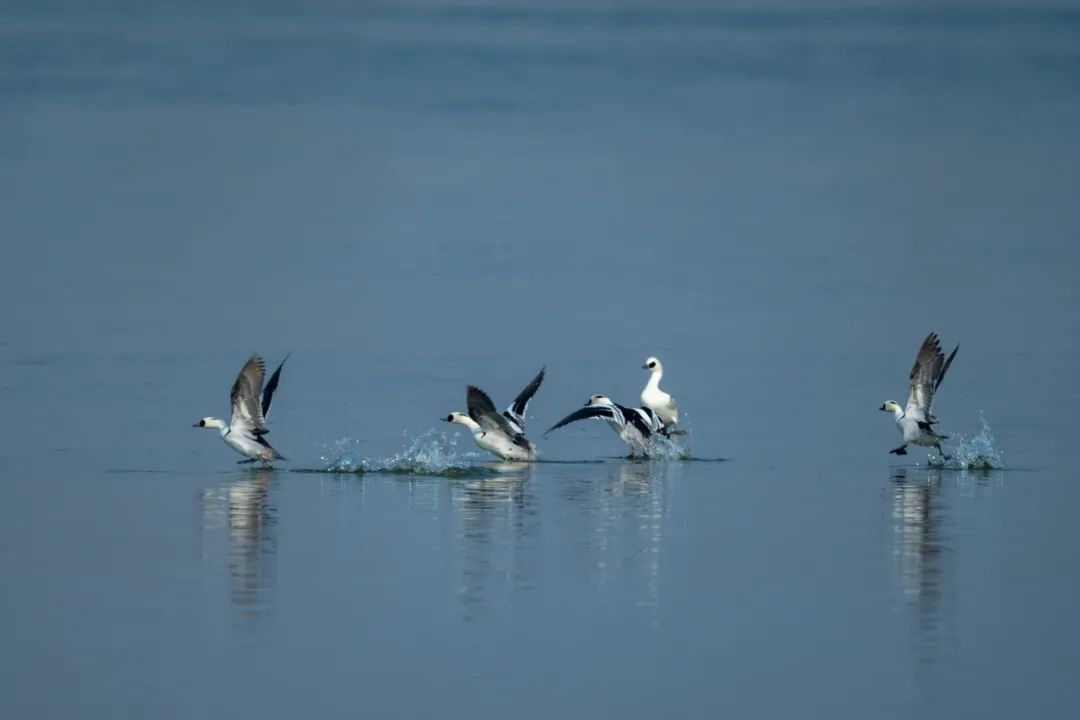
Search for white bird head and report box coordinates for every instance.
[443,412,481,431]
[879,401,902,414]
[642,357,663,374]
[586,394,613,406]
[194,416,226,429]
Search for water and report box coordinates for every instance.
[2,2,1080,717]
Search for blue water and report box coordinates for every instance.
[2,2,1079,718]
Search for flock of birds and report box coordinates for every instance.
[195,332,959,468]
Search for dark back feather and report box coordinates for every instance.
[261,353,290,418]
[936,344,959,392]
[467,385,522,439]
[620,404,657,439]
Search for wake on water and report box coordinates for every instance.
[315,417,697,476]
[319,429,505,477]
[927,414,1005,470]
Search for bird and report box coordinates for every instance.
[880,333,959,459]
[641,356,679,429]
[443,368,545,462]
[194,354,289,466]
[545,394,665,457]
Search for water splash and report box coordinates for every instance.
[319,437,366,472]
[645,420,693,460]
[928,414,1005,470]
[320,429,500,477]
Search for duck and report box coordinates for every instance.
[641,356,679,428]
[195,354,289,466]
[545,394,665,457]
[443,368,545,462]
[880,333,958,459]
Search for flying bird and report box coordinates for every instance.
[880,333,958,459]
[444,367,545,462]
[545,394,665,457]
[194,354,289,466]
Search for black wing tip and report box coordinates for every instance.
[935,343,959,390]
[543,415,575,436]
[240,354,266,378]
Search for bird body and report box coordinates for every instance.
[641,357,679,427]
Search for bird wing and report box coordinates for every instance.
[230,354,268,435]
[621,404,659,438]
[260,353,289,422]
[905,333,959,423]
[503,366,545,432]
[544,405,620,436]
[468,385,523,440]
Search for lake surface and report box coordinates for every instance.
[2,2,1079,718]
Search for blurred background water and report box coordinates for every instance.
[1,2,1079,718]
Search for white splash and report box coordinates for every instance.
[322,429,495,476]
[646,416,693,460]
[928,414,1005,470]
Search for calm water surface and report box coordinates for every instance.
[2,2,1079,718]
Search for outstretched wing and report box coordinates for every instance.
[261,353,290,421]
[906,333,959,423]
[230,354,268,435]
[503,366,545,432]
[544,405,620,436]
[468,385,524,440]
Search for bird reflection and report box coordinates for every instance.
[890,467,949,679]
[202,471,279,624]
[591,461,670,625]
[452,466,537,621]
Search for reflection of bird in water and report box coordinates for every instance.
[890,468,948,674]
[617,460,656,488]
[452,468,536,621]
[891,469,942,604]
[227,475,277,611]
[588,462,669,623]
[202,473,279,621]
